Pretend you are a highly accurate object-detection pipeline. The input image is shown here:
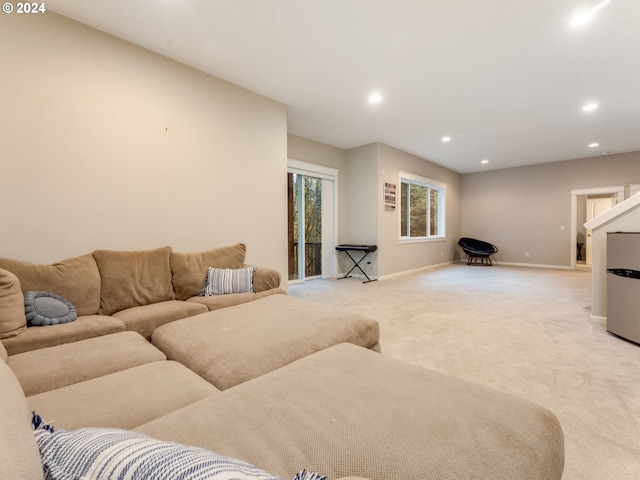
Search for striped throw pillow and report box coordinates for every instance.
[34,425,281,480]
[200,267,256,296]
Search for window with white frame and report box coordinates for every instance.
[399,171,446,241]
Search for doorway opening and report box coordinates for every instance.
[570,186,624,268]
[287,160,338,284]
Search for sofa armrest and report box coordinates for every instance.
[246,265,281,292]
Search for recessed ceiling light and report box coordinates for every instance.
[582,102,599,112]
[368,92,383,104]
[481,159,489,164]
[441,136,452,142]
[569,0,611,26]
[570,11,594,26]
[588,142,600,148]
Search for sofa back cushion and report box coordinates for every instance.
[0,359,44,480]
[0,268,27,339]
[0,254,101,316]
[171,243,247,300]
[93,246,175,315]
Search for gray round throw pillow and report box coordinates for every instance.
[24,291,78,326]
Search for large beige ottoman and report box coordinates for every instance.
[137,343,564,480]
[7,331,166,396]
[151,294,380,390]
[27,361,219,431]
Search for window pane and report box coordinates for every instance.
[409,183,427,237]
[288,174,323,280]
[400,182,408,236]
[304,176,322,277]
[399,172,446,240]
[288,173,299,280]
[430,188,439,236]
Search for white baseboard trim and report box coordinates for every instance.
[336,273,378,282]
[589,314,607,325]
[494,261,574,270]
[378,261,453,281]
[340,259,577,282]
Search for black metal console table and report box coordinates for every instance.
[335,244,378,283]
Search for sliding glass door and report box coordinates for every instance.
[288,172,323,281]
[287,160,337,283]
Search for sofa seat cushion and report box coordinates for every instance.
[0,359,43,480]
[1,314,126,355]
[8,331,166,396]
[112,300,208,340]
[136,343,564,480]
[152,294,380,390]
[93,246,175,315]
[186,288,287,311]
[28,361,219,430]
[0,254,101,315]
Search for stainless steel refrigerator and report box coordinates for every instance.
[607,232,640,344]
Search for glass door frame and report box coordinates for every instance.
[287,159,339,284]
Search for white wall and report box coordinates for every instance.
[340,144,380,276]
[461,152,640,267]
[340,143,462,278]
[286,139,463,278]
[377,144,462,276]
[0,12,288,278]
[345,144,380,247]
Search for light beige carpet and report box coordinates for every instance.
[289,264,640,480]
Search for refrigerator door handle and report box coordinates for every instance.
[607,268,640,279]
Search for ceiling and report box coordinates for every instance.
[45,0,640,173]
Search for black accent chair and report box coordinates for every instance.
[458,237,498,266]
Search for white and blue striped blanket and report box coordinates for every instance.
[32,413,326,480]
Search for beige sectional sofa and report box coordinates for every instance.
[0,243,283,354]
[0,243,565,480]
